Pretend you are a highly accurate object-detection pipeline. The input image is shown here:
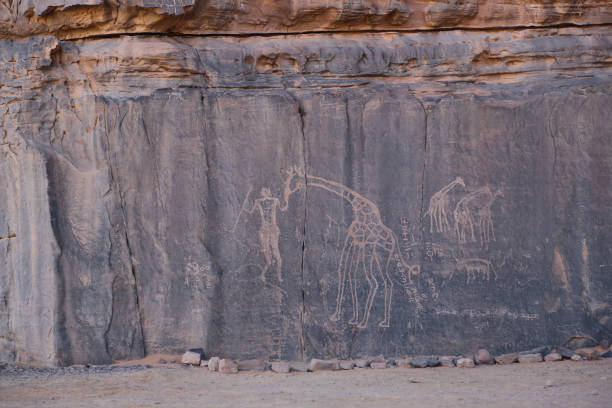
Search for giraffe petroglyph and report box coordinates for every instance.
[453,186,503,246]
[425,177,465,234]
[285,166,413,328]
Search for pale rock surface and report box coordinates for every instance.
[218,359,239,374]
[456,358,475,368]
[495,354,519,365]
[181,351,201,366]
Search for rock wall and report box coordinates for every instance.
[1,1,611,366]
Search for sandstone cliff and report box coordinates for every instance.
[1,1,611,366]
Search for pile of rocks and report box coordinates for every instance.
[180,339,612,374]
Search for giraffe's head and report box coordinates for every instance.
[282,166,306,201]
[455,177,466,188]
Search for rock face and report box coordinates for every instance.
[0,2,611,367]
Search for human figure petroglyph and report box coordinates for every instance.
[425,177,465,234]
[453,186,502,246]
[235,173,302,283]
[243,187,286,282]
[285,166,414,329]
[450,258,497,283]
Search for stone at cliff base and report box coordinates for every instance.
[355,360,370,368]
[271,362,291,373]
[396,358,411,368]
[439,356,456,367]
[181,351,201,366]
[339,361,355,370]
[575,348,601,360]
[544,352,563,362]
[426,357,440,367]
[219,359,239,374]
[456,358,475,368]
[238,359,266,371]
[557,347,574,359]
[571,354,583,361]
[495,354,519,365]
[289,362,308,372]
[410,357,429,368]
[474,349,493,365]
[519,354,543,363]
[371,362,388,369]
[309,359,336,371]
[600,351,612,359]
[200,360,208,367]
[207,357,220,371]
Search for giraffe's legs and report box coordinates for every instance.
[348,245,361,325]
[330,235,355,322]
[377,247,394,328]
[357,244,379,329]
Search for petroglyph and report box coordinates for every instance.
[285,166,416,329]
[234,170,303,283]
[450,258,497,283]
[453,186,502,246]
[185,262,212,291]
[425,177,465,234]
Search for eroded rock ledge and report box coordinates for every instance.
[1,0,611,39]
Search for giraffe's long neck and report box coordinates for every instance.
[306,174,361,204]
[440,179,461,194]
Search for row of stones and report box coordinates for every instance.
[181,343,612,374]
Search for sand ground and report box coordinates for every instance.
[1,359,611,408]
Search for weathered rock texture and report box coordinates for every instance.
[1,2,611,366]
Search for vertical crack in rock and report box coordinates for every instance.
[414,95,429,245]
[102,103,147,356]
[294,95,308,362]
[103,275,118,357]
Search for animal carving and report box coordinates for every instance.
[450,258,497,282]
[454,186,502,246]
[425,177,465,234]
[285,166,414,328]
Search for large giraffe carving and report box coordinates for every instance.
[286,167,411,328]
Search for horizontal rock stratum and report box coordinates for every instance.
[0,1,611,366]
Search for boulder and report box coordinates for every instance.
[271,362,291,373]
[518,353,543,363]
[355,360,370,368]
[238,359,266,371]
[396,358,412,368]
[339,361,355,370]
[571,354,583,361]
[556,347,574,359]
[494,353,518,365]
[410,357,429,368]
[439,356,456,367]
[218,359,239,374]
[474,349,493,365]
[601,351,612,359]
[207,357,220,371]
[309,359,336,371]
[456,358,475,368]
[370,362,388,369]
[181,351,201,366]
[575,348,600,360]
[544,352,562,362]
